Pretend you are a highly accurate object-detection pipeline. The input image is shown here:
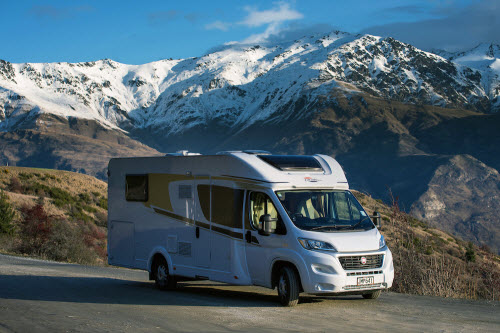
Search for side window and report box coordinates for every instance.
[126,175,148,202]
[197,185,244,229]
[212,185,244,229]
[197,185,210,221]
[349,197,361,220]
[249,192,285,234]
[333,191,350,220]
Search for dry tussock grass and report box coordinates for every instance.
[355,190,500,301]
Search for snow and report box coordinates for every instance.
[0,33,498,135]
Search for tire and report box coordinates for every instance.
[362,290,382,299]
[277,266,300,306]
[154,257,176,290]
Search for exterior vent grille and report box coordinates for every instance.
[346,270,383,276]
[343,283,383,290]
[338,254,384,270]
[178,242,192,257]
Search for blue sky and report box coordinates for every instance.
[1,0,497,64]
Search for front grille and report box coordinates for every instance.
[338,254,384,270]
[346,270,383,276]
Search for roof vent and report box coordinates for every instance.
[165,150,201,156]
[216,151,243,155]
[258,155,324,172]
[243,150,272,155]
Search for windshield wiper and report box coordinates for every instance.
[349,216,371,229]
[310,225,352,231]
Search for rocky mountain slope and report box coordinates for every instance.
[0,31,499,253]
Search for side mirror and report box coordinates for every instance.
[371,211,382,229]
[259,214,277,236]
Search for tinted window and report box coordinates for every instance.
[197,185,210,221]
[212,186,244,229]
[197,185,244,229]
[126,175,148,201]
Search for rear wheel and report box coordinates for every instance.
[362,290,381,299]
[154,257,176,290]
[277,266,300,306]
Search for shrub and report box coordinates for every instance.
[43,218,96,264]
[83,205,97,213]
[465,242,476,263]
[94,210,108,228]
[17,202,99,264]
[79,192,92,204]
[9,176,23,193]
[0,190,15,235]
[18,172,33,181]
[18,204,53,255]
[98,197,108,210]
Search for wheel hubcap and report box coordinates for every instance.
[157,265,167,283]
[278,275,287,298]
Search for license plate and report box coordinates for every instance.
[357,276,374,286]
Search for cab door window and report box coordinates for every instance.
[249,192,285,234]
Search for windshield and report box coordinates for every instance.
[276,190,374,232]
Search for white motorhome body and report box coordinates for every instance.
[108,152,394,305]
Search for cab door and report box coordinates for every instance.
[244,191,286,286]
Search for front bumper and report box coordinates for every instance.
[300,246,394,294]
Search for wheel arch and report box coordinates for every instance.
[270,260,304,292]
[147,247,173,280]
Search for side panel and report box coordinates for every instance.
[108,220,134,267]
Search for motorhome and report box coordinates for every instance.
[107,151,394,306]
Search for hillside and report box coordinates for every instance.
[0,166,108,264]
[0,113,162,179]
[0,167,498,300]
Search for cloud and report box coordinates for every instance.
[29,5,94,19]
[239,2,303,28]
[205,20,230,31]
[204,1,304,43]
[361,0,500,51]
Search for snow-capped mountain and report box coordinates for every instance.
[434,43,500,111]
[0,31,498,139]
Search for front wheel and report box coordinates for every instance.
[362,290,381,299]
[277,266,300,306]
[154,257,176,290]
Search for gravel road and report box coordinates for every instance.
[0,254,498,332]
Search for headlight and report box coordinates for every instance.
[298,238,337,251]
[379,235,386,249]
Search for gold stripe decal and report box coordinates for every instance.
[152,207,243,240]
[153,208,194,224]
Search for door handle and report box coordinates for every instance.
[245,230,251,243]
[196,227,200,239]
